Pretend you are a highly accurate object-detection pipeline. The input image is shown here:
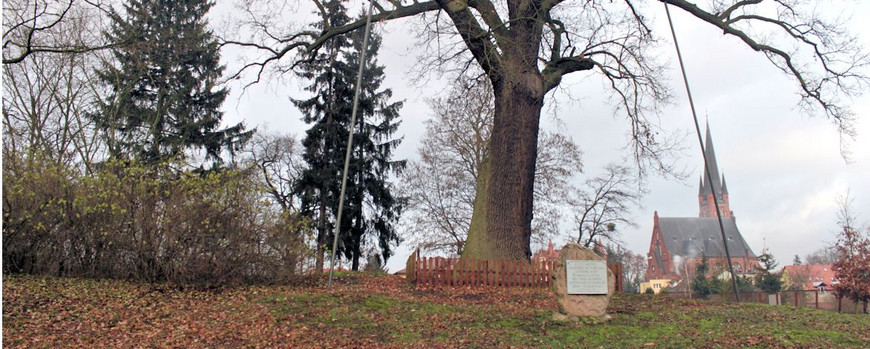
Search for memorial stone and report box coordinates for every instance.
[551,243,616,321]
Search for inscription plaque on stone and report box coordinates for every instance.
[565,260,608,295]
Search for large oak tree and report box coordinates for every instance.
[226,0,868,260]
[400,78,583,256]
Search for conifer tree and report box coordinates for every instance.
[293,0,352,272]
[755,248,783,294]
[294,1,403,271]
[94,0,252,165]
[340,27,404,271]
[691,254,717,299]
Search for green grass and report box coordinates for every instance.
[3,274,869,348]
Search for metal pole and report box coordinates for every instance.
[328,0,375,287]
[663,3,741,302]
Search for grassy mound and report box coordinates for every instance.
[3,273,868,347]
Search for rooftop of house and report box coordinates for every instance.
[782,264,838,290]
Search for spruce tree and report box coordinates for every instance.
[755,248,783,294]
[292,0,352,272]
[340,26,404,271]
[94,0,252,165]
[294,0,404,271]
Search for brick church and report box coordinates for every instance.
[645,125,759,282]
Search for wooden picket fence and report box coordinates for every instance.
[405,250,623,291]
[409,254,555,287]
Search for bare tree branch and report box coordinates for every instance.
[661,0,870,141]
[2,0,118,64]
[572,164,643,247]
[221,0,441,86]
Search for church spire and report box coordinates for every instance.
[698,122,732,218]
[703,121,722,193]
[699,177,705,197]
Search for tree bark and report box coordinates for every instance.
[461,32,545,261]
[315,198,327,273]
[451,0,552,261]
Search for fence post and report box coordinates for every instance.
[437,258,442,286]
[794,291,798,307]
[815,289,819,309]
[406,250,418,284]
[430,257,435,286]
[448,259,454,287]
[518,262,523,287]
[547,261,553,286]
[436,258,443,286]
[532,260,538,287]
[480,259,485,286]
[509,260,514,286]
[511,261,517,287]
[432,258,437,286]
[517,261,522,287]
[442,258,447,286]
[502,261,508,287]
[483,260,489,286]
[529,262,533,287]
[533,261,538,287]
[421,257,427,286]
[496,260,505,287]
[460,259,466,286]
[455,259,461,286]
[511,261,516,287]
[479,259,483,286]
[496,260,504,286]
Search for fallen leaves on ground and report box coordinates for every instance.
[3,274,869,348]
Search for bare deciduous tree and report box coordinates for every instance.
[400,78,582,256]
[225,0,869,260]
[573,164,643,248]
[244,132,304,212]
[2,0,115,64]
[2,1,105,170]
[804,246,839,265]
[604,243,647,293]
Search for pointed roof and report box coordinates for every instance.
[704,121,722,189]
[698,177,705,197]
[657,217,756,258]
[721,175,729,195]
[699,121,724,196]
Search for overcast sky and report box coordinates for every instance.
[214,2,870,272]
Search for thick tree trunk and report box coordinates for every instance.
[462,68,544,261]
[441,0,559,261]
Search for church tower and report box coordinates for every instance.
[698,124,732,218]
